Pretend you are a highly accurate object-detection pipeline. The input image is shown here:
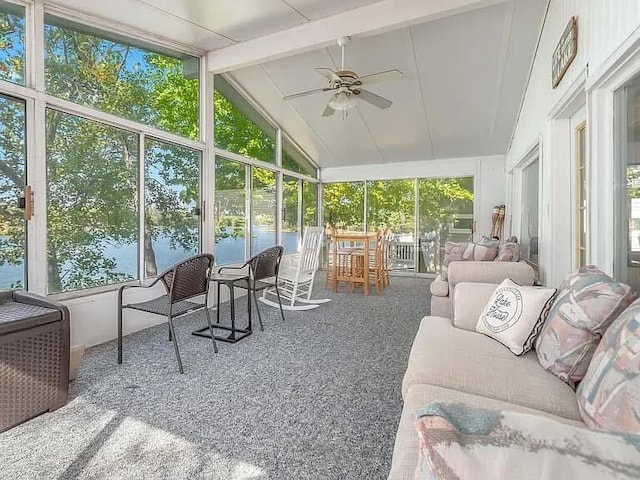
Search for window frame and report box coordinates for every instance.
[0,1,320,298]
[575,121,587,268]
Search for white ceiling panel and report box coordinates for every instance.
[260,48,384,166]
[489,0,547,153]
[285,0,383,21]
[411,3,509,158]
[137,0,305,42]
[45,0,233,50]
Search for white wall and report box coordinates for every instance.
[321,155,506,242]
[506,0,640,286]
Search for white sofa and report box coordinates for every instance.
[429,261,535,318]
[389,282,584,479]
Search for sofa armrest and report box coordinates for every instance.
[453,282,498,331]
[447,260,534,288]
[429,276,449,297]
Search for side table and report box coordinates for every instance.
[192,272,252,343]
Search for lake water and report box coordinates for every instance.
[0,230,299,290]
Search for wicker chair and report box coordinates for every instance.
[117,253,216,374]
[219,246,285,331]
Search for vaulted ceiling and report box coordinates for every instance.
[45,0,548,169]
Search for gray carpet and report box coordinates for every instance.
[1,277,431,480]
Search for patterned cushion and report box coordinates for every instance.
[476,278,556,355]
[440,242,468,281]
[415,402,640,479]
[495,242,521,262]
[577,299,640,433]
[536,266,634,387]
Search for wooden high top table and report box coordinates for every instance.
[331,232,377,296]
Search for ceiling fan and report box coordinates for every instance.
[283,36,404,117]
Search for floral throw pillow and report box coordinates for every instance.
[495,242,520,262]
[576,298,640,433]
[536,266,634,387]
[462,242,499,262]
[440,242,468,281]
[415,402,640,480]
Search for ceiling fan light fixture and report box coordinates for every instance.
[328,91,357,111]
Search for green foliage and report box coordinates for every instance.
[323,178,473,237]
[214,90,274,163]
[323,182,365,230]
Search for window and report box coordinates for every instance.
[282,175,300,254]
[615,74,640,292]
[0,94,26,290]
[521,160,540,265]
[417,177,474,273]
[214,157,246,265]
[214,75,276,163]
[144,138,200,277]
[46,109,138,293]
[367,179,416,271]
[251,167,276,254]
[282,138,316,177]
[0,1,25,85]
[576,122,587,267]
[322,182,365,231]
[44,15,199,140]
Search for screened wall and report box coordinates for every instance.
[0,1,319,296]
[323,177,474,273]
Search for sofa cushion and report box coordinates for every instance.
[536,265,634,387]
[577,299,640,433]
[476,279,557,355]
[402,317,581,420]
[429,277,448,297]
[388,384,584,480]
[447,261,535,288]
[453,282,498,332]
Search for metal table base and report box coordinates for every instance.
[192,272,252,344]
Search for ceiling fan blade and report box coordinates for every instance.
[357,69,404,86]
[322,104,336,117]
[315,67,342,83]
[283,87,332,101]
[354,89,393,109]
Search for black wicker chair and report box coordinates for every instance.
[118,253,216,374]
[219,246,285,331]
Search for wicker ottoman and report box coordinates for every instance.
[0,290,70,432]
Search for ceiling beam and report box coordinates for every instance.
[207,0,507,73]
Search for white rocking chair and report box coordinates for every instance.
[260,226,331,311]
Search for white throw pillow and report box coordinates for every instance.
[476,278,557,355]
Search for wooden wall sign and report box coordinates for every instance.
[552,16,578,89]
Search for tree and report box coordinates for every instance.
[322,178,473,237]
